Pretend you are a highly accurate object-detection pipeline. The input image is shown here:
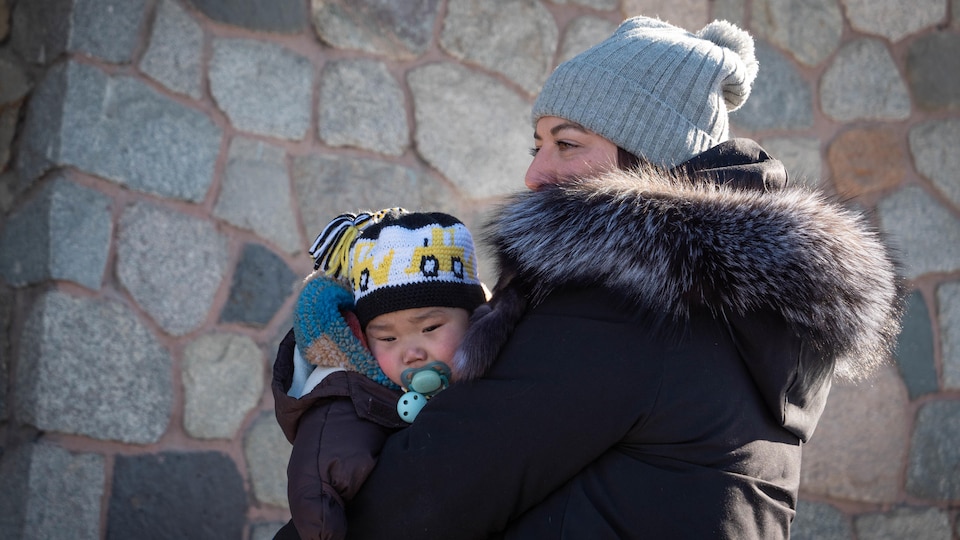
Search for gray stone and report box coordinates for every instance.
[213,137,301,254]
[0,0,8,39]
[841,0,946,42]
[939,281,960,389]
[0,287,10,422]
[140,0,204,99]
[0,442,104,540]
[10,0,73,64]
[220,243,298,327]
[0,175,112,289]
[712,0,746,27]
[183,333,265,440]
[907,400,960,500]
[440,0,557,96]
[751,0,843,67]
[909,119,960,208]
[877,186,960,279]
[69,0,149,63]
[792,500,853,540]
[244,412,291,508]
[855,506,952,540]
[731,41,814,131]
[551,0,617,9]
[408,63,531,199]
[318,59,409,156]
[894,291,938,399]
[821,38,911,122]
[310,0,441,60]
[15,290,173,443]
[622,0,709,30]
[0,55,30,103]
[209,38,313,140]
[0,105,18,173]
[251,522,288,540]
[17,61,221,202]
[186,0,306,33]
[117,202,229,336]
[759,136,822,188]
[907,32,960,112]
[800,364,909,503]
[558,16,618,65]
[107,452,247,539]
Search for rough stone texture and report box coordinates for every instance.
[107,452,247,539]
[622,0,709,30]
[730,41,814,131]
[0,442,104,540]
[827,127,907,197]
[841,0,946,42]
[855,506,952,540]
[251,522,288,540]
[0,175,112,289]
[877,186,960,280]
[760,136,822,188]
[408,63,531,199]
[187,0,306,33]
[318,59,409,156]
[792,500,853,540]
[182,332,265,440]
[0,55,29,171]
[906,400,960,500]
[557,16,619,65]
[213,137,301,255]
[15,290,173,443]
[209,39,313,140]
[0,0,8,39]
[117,202,229,336]
[0,105,18,173]
[907,32,960,112]
[821,38,911,122]
[17,61,221,202]
[551,0,617,9]
[0,287,10,421]
[310,0,441,60]
[140,0,204,99]
[939,281,960,390]
[440,0,558,96]
[800,364,909,502]
[220,243,298,327]
[10,0,72,64]
[909,119,960,208]
[68,0,148,63]
[751,0,843,67]
[244,412,291,508]
[894,291,938,399]
[711,0,746,27]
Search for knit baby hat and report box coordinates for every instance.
[532,16,759,168]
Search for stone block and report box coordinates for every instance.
[15,290,172,443]
[318,59,409,156]
[209,39,313,140]
[893,291,939,399]
[107,452,247,539]
[827,127,906,197]
[11,0,74,64]
[558,16,618,65]
[311,0,440,60]
[906,401,960,501]
[909,119,960,207]
[855,506,952,540]
[751,0,842,67]
[188,0,306,33]
[17,61,221,202]
[711,0,746,27]
[821,38,911,122]
[140,0,204,99]
[0,287,10,422]
[0,442,104,540]
[938,281,960,389]
[0,55,30,104]
[117,202,229,336]
[251,522,289,540]
[551,0,617,9]
[908,32,960,112]
[183,333,265,440]
[244,412,292,508]
[877,186,960,279]
[761,136,822,188]
[622,0,708,30]
[842,0,946,42]
[0,175,111,289]
[792,500,853,540]
[220,243,297,327]
[0,0,8,40]
[731,41,814,131]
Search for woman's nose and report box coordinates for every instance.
[525,151,551,191]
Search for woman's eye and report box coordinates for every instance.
[556,141,575,150]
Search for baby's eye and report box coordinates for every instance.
[376,336,396,342]
[423,324,442,333]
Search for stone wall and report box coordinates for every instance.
[0,0,957,538]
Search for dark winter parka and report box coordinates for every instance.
[338,139,901,539]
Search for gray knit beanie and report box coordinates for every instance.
[532,17,758,168]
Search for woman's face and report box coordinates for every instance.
[525,116,619,191]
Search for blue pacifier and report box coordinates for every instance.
[396,362,452,423]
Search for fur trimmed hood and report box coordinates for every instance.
[456,164,902,384]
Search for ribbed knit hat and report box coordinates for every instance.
[532,17,759,168]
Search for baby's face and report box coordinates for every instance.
[364,306,470,388]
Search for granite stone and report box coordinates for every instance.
[828,127,907,196]
[213,137,301,255]
[906,400,960,501]
[15,290,173,443]
[408,62,531,199]
[558,16,619,65]
[69,0,148,63]
[311,0,441,60]
[821,38,911,122]
[0,287,10,422]
[760,136,822,188]
[117,202,229,336]
[0,105,17,173]
[107,452,247,539]
[938,281,960,390]
[550,0,617,9]
[751,0,843,67]
[244,412,292,508]
[791,500,853,540]
[622,0,709,30]
[220,243,298,327]
[893,291,938,399]
[907,32,960,112]
[711,0,746,27]
[0,0,8,40]
[0,55,30,103]
[855,506,952,540]
[440,0,558,95]
[877,186,960,279]
[187,0,306,33]
[730,41,814,131]
[140,0,204,99]
[209,39,313,140]
[182,332,265,440]
[10,0,72,64]
[318,59,409,156]
[841,0,946,42]
[909,118,960,208]
[0,175,112,289]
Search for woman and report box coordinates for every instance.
[335,17,901,539]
